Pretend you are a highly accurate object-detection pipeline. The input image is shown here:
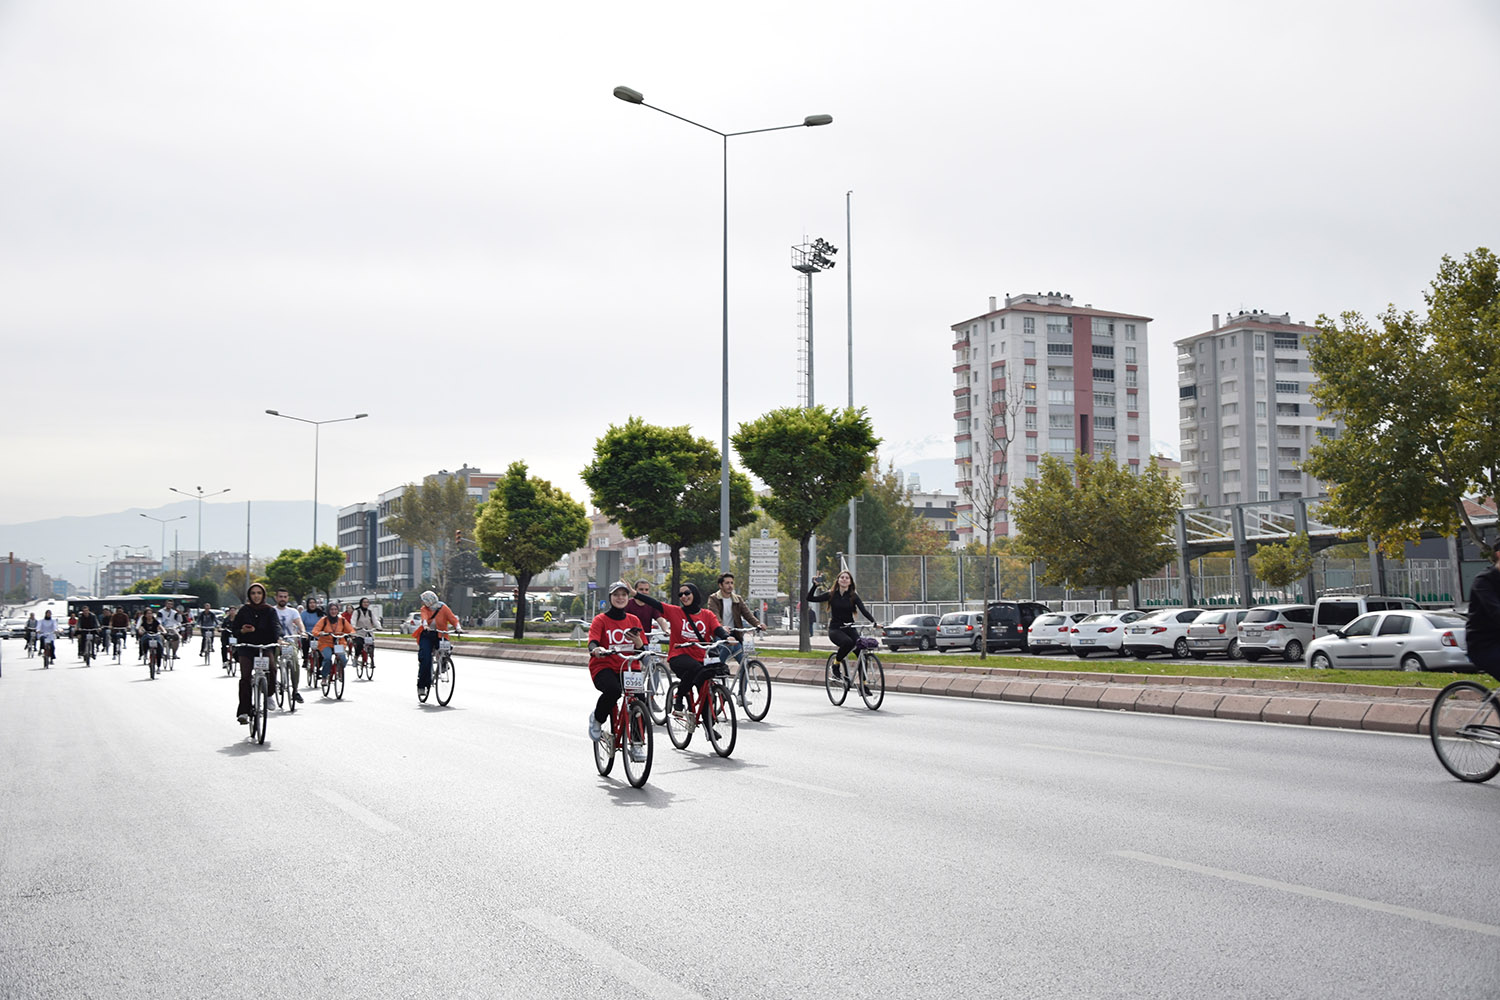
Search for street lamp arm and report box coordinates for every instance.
[727,116,833,137]
[642,102,726,138]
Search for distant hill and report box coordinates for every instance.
[0,500,340,589]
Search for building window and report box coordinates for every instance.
[1092,368,1115,383]
[1024,362,1036,381]
[1275,380,1300,394]
[1255,401,1267,417]
[1255,334,1265,351]
[1047,366,1072,382]
[1049,436,1074,453]
[1047,388,1073,405]
[1222,379,1237,393]
[1126,390,1138,410]
[1000,317,1006,330]
[1046,342,1073,356]
[989,321,995,332]
[1023,340,1036,357]
[1091,318,1115,337]
[1278,402,1302,417]
[1125,369,1137,387]
[1223,447,1239,460]
[1024,410,1037,429]
[1221,402,1238,416]
[1124,323,1136,341]
[1094,392,1115,408]
[1222,424,1239,438]
[1095,415,1116,430]
[1048,319,1071,337]
[1023,317,1034,334]
[1025,459,1038,479]
[1274,334,1300,350]
[1124,346,1136,363]
[1257,469,1269,484]
[1092,344,1114,359]
[1024,385,1037,404]
[1049,413,1072,429]
[1255,356,1265,373]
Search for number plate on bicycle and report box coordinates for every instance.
[438,640,452,653]
[742,634,756,654]
[253,656,270,672]
[622,669,645,693]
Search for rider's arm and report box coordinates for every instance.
[854,594,877,624]
[807,581,830,602]
[739,596,763,630]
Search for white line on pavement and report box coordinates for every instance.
[1022,743,1231,771]
[516,908,705,1000]
[1113,850,1500,938]
[313,788,402,835]
[745,773,858,798]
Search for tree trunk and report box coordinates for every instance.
[512,572,533,640]
[798,533,812,653]
[979,528,992,661]
[669,544,682,598]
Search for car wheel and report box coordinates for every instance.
[1132,650,1149,659]
[1309,652,1332,670]
[1075,650,1089,659]
[970,637,981,652]
[1400,653,1424,673]
[1283,640,1304,662]
[1227,638,1240,659]
[919,636,933,651]
[1173,637,1190,658]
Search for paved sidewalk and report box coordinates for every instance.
[378,637,1442,734]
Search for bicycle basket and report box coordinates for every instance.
[438,639,453,653]
[855,636,880,651]
[622,668,645,693]
[742,633,757,654]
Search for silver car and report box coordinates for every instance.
[1237,604,1315,662]
[1185,609,1249,660]
[1306,610,1471,672]
[936,611,985,652]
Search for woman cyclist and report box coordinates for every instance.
[312,601,355,680]
[413,590,460,699]
[230,584,280,723]
[36,611,57,665]
[807,570,878,677]
[350,597,380,664]
[585,581,645,741]
[631,581,731,719]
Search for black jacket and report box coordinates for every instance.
[807,583,874,630]
[231,602,280,646]
[1467,565,1500,663]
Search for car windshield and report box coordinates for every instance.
[940,613,969,625]
[890,615,924,626]
[1424,613,1466,627]
[1079,613,1114,624]
[1196,611,1226,624]
[987,606,1019,624]
[1243,609,1281,623]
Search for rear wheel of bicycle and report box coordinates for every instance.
[647,663,671,727]
[622,700,653,788]
[741,659,772,722]
[1430,681,1500,783]
[705,682,737,758]
[253,677,268,745]
[277,665,288,709]
[593,715,615,776]
[665,682,693,749]
[435,653,455,706]
[824,652,850,706]
[858,653,886,711]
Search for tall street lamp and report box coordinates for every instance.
[140,513,186,579]
[169,486,231,575]
[265,410,368,548]
[613,85,832,572]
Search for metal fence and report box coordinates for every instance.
[1136,558,1457,607]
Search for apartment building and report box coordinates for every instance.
[335,503,379,599]
[908,489,961,548]
[372,466,503,597]
[101,556,160,594]
[566,512,674,600]
[951,292,1153,545]
[1175,311,1337,506]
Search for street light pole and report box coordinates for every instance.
[139,513,186,580]
[613,85,833,572]
[846,190,857,571]
[265,410,368,548]
[169,486,231,574]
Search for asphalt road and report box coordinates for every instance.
[2,638,1497,1000]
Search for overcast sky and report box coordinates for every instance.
[3,0,1497,531]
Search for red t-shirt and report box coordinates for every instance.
[660,604,722,664]
[588,612,643,679]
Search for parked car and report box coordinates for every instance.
[403,612,423,633]
[936,611,986,652]
[1307,610,1471,672]
[985,601,1052,652]
[1122,607,1208,659]
[1313,595,1423,640]
[882,614,941,651]
[0,617,27,639]
[1237,604,1315,662]
[1070,610,1147,658]
[1185,609,1249,659]
[1027,612,1086,654]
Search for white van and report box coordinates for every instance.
[1313,595,1422,640]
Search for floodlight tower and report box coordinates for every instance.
[792,237,837,407]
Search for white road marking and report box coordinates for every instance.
[745,773,857,798]
[1022,743,1230,771]
[517,909,705,1000]
[1114,850,1500,938]
[313,788,402,835]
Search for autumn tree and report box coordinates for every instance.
[1249,532,1313,593]
[733,406,881,651]
[384,474,480,599]
[814,460,924,576]
[1012,453,1181,603]
[957,372,1026,658]
[1305,248,1500,556]
[474,461,590,640]
[582,417,756,593]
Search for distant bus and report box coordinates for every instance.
[67,594,208,618]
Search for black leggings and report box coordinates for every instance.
[591,669,622,724]
[828,626,859,663]
[669,654,712,708]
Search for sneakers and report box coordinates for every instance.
[831,660,845,679]
[628,745,647,763]
[418,687,429,699]
[587,714,603,742]
[292,692,304,704]
[237,714,250,725]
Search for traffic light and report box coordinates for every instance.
[455,528,462,544]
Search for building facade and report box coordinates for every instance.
[335,503,380,599]
[101,556,160,594]
[951,292,1153,545]
[2,556,51,600]
[1175,312,1337,506]
[907,489,961,548]
[372,466,503,598]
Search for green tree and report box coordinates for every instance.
[264,549,307,597]
[126,577,164,595]
[730,512,798,602]
[299,544,346,600]
[677,558,721,595]
[733,405,881,651]
[962,536,1032,600]
[1250,532,1313,592]
[1012,453,1181,602]
[384,475,480,598]
[474,461,590,640]
[582,417,757,594]
[1304,248,1500,555]
[814,460,923,576]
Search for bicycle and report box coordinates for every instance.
[664,641,737,758]
[724,629,772,722]
[1430,679,1500,782]
[25,631,36,658]
[79,628,100,667]
[277,638,298,712]
[418,628,456,706]
[162,626,180,671]
[111,628,126,663]
[317,636,348,700]
[824,624,886,711]
[145,632,164,679]
[353,628,375,680]
[222,634,237,676]
[200,623,215,662]
[593,646,655,788]
[239,643,278,745]
[40,635,55,668]
[640,631,674,726]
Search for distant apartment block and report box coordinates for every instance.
[371,466,503,598]
[1176,311,1338,506]
[951,292,1153,546]
[908,489,960,548]
[3,555,52,600]
[101,556,160,594]
[567,512,673,603]
[336,503,379,599]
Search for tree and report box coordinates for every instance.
[814,460,924,576]
[446,539,494,612]
[474,461,590,640]
[1305,248,1500,556]
[582,417,757,594]
[222,568,248,600]
[733,405,881,651]
[384,475,480,599]
[1012,453,1181,602]
[956,372,1027,659]
[264,549,307,597]
[1250,532,1313,592]
[963,536,1032,600]
[299,544,346,600]
[126,577,163,595]
[676,558,721,595]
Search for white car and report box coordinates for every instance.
[1121,608,1208,659]
[1070,610,1147,658]
[1026,612,1085,654]
[1306,610,1471,672]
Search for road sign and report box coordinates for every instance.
[747,538,779,598]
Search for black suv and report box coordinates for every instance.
[985,602,1052,652]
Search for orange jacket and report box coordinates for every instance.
[312,616,354,650]
[414,602,460,640]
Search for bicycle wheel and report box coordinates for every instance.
[646,662,670,727]
[435,653,455,706]
[665,682,693,749]
[276,663,288,709]
[858,652,885,711]
[1430,682,1500,783]
[741,659,772,722]
[320,660,332,697]
[333,661,345,700]
[824,652,849,706]
[622,700,653,788]
[594,714,615,776]
[148,649,156,680]
[705,681,737,758]
[254,676,268,745]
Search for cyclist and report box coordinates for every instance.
[36,611,58,666]
[625,580,666,637]
[706,572,763,662]
[138,610,165,668]
[1465,546,1500,680]
[413,590,460,700]
[807,570,879,678]
[76,606,101,660]
[23,612,37,654]
[273,589,305,704]
[196,603,218,656]
[298,596,323,684]
[630,581,731,720]
[586,581,646,741]
[219,606,239,666]
[106,607,128,656]
[350,597,380,663]
[312,601,355,680]
[230,584,280,725]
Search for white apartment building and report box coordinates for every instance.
[372,466,503,597]
[1176,311,1337,506]
[907,489,960,548]
[951,292,1153,545]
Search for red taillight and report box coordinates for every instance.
[1100,626,1117,633]
[1151,626,1167,634]
[1441,631,1459,647]
[904,630,915,636]
[1070,627,1079,633]
[1216,624,1226,635]
[964,625,973,632]
[1264,623,1287,631]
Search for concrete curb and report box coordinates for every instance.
[377,637,1440,735]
